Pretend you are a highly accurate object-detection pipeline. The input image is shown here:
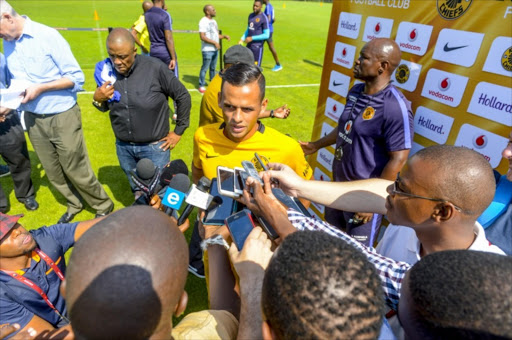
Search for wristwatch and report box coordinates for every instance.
[92,99,103,108]
[270,109,275,118]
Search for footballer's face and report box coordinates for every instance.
[253,1,262,14]
[219,80,267,143]
[107,40,137,75]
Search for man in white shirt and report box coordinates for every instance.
[198,5,229,93]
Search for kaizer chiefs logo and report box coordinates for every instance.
[362,107,375,120]
[502,47,512,72]
[437,0,472,20]
[255,18,260,23]
[395,64,410,84]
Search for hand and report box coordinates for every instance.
[169,60,176,70]
[21,84,45,104]
[198,211,231,241]
[214,42,221,50]
[272,104,290,119]
[158,131,181,151]
[239,174,284,220]
[93,81,114,102]
[244,36,253,43]
[0,324,22,339]
[266,163,305,197]
[149,194,164,211]
[298,141,318,156]
[238,40,244,45]
[228,227,274,279]
[351,212,374,225]
[223,35,231,41]
[0,107,11,123]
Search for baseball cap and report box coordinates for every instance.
[0,212,23,241]
[224,45,255,65]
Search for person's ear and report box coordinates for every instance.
[431,202,455,222]
[262,320,277,340]
[173,291,188,317]
[260,98,268,115]
[60,279,66,299]
[379,61,389,74]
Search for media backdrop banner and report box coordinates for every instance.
[308,0,512,219]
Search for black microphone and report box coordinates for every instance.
[130,158,161,198]
[177,176,212,226]
[159,159,189,188]
[162,173,191,217]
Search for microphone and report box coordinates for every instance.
[177,176,213,226]
[159,159,189,188]
[161,173,191,217]
[130,158,161,198]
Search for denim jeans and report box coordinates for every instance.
[199,50,219,87]
[116,139,170,192]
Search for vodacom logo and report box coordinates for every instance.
[374,22,381,34]
[438,77,451,91]
[408,29,418,42]
[473,134,487,149]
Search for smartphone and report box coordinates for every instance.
[225,209,256,250]
[255,152,279,186]
[203,178,237,225]
[242,160,264,186]
[234,167,246,196]
[253,214,279,240]
[217,166,240,198]
[272,188,311,217]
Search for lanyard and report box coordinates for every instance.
[2,248,69,322]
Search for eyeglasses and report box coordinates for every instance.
[392,173,464,212]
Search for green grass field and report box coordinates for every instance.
[0,0,330,317]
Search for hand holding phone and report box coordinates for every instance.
[225,209,256,250]
[242,160,264,186]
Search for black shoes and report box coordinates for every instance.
[95,205,114,218]
[57,211,78,224]
[24,197,39,211]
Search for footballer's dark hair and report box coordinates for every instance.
[262,230,385,339]
[405,250,512,339]
[221,62,265,101]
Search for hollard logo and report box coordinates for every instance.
[502,47,512,72]
[395,64,410,84]
[439,77,451,91]
[472,134,487,149]
[408,29,418,42]
[437,0,473,20]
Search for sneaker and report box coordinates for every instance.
[188,264,205,279]
[0,165,10,178]
[272,64,283,72]
[198,86,206,94]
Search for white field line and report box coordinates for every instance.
[78,83,320,95]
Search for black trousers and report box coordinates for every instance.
[0,113,35,211]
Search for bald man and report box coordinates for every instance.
[300,38,413,246]
[131,1,153,55]
[93,28,191,194]
[65,206,238,339]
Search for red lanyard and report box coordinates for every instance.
[2,248,68,322]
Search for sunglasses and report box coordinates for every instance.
[392,173,464,212]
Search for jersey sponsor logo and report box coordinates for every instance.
[343,120,353,135]
[337,12,362,39]
[454,124,508,168]
[433,29,484,67]
[502,46,512,72]
[250,22,254,28]
[421,68,468,107]
[362,106,375,120]
[395,22,433,56]
[333,42,356,69]
[395,64,410,84]
[324,97,344,122]
[483,36,512,77]
[467,82,512,127]
[317,148,334,171]
[414,106,454,144]
[362,16,393,42]
[437,0,472,20]
[328,71,350,98]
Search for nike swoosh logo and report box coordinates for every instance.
[206,154,219,159]
[443,43,468,52]
[332,81,343,86]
